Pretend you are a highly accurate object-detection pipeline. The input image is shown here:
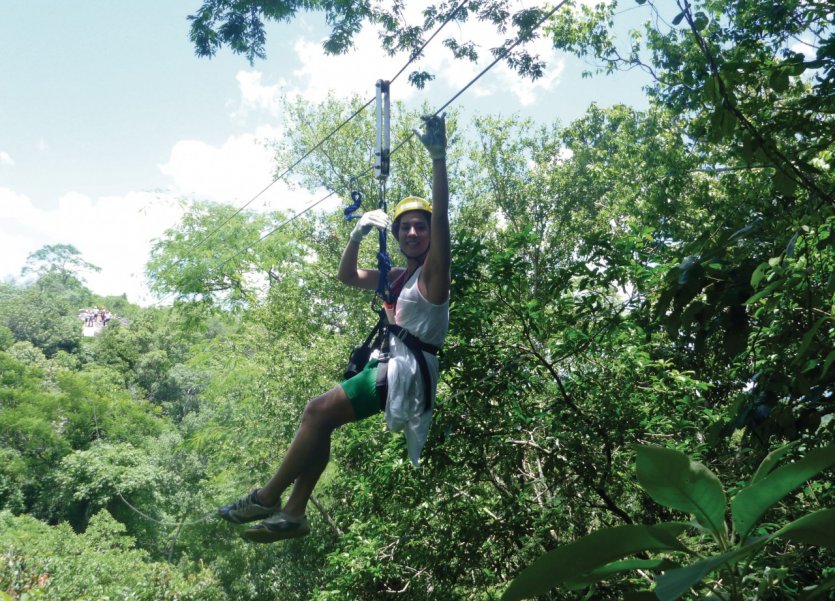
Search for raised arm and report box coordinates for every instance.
[414,115,451,304]
[337,209,389,290]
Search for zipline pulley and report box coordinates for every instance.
[374,80,391,182]
[374,79,392,303]
[342,80,393,304]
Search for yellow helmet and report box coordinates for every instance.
[393,196,432,222]
[392,196,432,239]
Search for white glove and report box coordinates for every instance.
[350,209,390,243]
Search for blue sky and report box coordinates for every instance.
[0,0,651,304]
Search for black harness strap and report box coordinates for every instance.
[385,324,440,413]
[375,271,441,414]
[342,310,386,380]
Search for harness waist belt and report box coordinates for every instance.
[376,324,440,413]
[388,324,441,356]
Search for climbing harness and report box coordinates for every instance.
[342,80,441,414]
[342,269,440,413]
[342,269,406,382]
[374,270,441,414]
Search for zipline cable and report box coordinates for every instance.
[107,0,566,529]
[150,0,472,308]
[154,6,474,305]
[388,0,470,85]
[182,98,373,258]
[434,1,569,118]
[177,0,470,260]
[173,1,570,295]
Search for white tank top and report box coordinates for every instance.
[385,266,449,465]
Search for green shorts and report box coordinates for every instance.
[340,359,383,421]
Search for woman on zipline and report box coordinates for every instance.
[218,114,450,542]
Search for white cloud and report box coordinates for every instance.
[232,70,285,119]
[790,39,816,61]
[0,187,187,305]
[0,67,335,307]
[1,130,331,306]
[416,9,565,106]
[74,192,189,305]
[0,189,37,280]
[0,151,14,167]
[157,130,318,215]
[288,3,564,108]
[290,28,415,103]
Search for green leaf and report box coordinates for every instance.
[635,445,727,538]
[729,221,757,241]
[745,279,783,304]
[785,231,800,257]
[774,508,835,549]
[751,443,798,484]
[625,593,662,601]
[773,169,798,195]
[655,537,769,601]
[709,106,736,141]
[795,316,827,363]
[769,68,790,93]
[799,570,835,600]
[750,261,768,287]
[501,523,691,600]
[822,350,835,378]
[740,133,760,165]
[731,446,835,538]
[565,558,679,590]
[680,300,706,329]
[656,509,835,601]
[702,75,721,106]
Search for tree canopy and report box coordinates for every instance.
[1,1,833,599]
[21,243,101,286]
[188,0,556,87]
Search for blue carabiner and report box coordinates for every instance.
[344,189,364,221]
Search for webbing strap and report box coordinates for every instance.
[376,324,438,413]
[388,324,441,356]
[376,246,391,300]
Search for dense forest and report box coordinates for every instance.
[2,1,834,599]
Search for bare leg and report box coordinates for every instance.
[256,386,355,518]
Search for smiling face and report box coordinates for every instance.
[395,210,431,260]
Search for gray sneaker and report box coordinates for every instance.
[218,489,280,524]
[242,512,310,543]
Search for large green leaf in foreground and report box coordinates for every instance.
[501,522,690,600]
[635,445,727,539]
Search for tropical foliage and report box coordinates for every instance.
[1,0,833,599]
